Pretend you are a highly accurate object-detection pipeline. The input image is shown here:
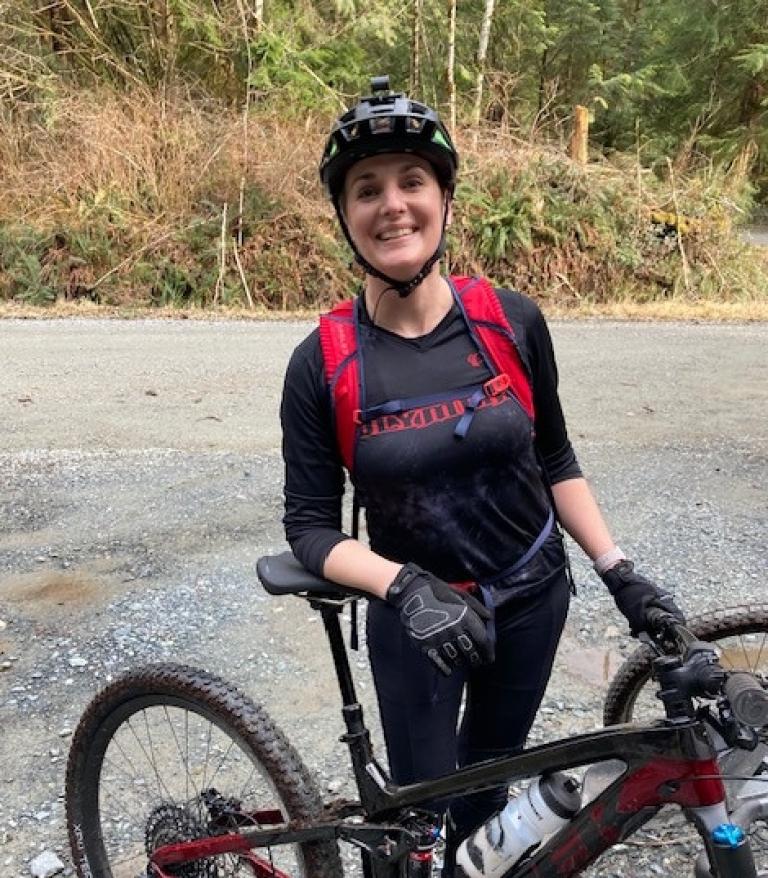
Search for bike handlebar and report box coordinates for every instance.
[644,607,768,728]
[724,672,768,728]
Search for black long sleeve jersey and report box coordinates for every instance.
[281,286,582,587]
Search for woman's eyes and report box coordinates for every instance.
[354,176,424,199]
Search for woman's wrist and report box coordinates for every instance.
[593,546,627,576]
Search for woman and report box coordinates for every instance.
[280,76,684,874]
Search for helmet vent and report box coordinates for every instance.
[371,117,394,134]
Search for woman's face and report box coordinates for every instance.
[342,153,449,282]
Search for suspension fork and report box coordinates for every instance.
[688,801,759,877]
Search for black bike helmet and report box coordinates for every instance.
[320,75,458,201]
[319,76,459,297]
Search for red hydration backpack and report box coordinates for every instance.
[319,276,534,473]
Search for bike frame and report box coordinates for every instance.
[147,598,750,878]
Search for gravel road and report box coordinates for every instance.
[1,318,766,877]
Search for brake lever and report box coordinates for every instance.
[638,630,664,654]
[644,609,699,654]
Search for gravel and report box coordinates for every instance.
[0,318,766,877]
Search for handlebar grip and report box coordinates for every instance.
[725,672,768,728]
[646,607,677,629]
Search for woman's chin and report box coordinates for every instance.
[363,254,427,283]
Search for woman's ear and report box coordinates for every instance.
[445,193,454,227]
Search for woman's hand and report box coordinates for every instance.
[387,563,495,675]
[601,560,685,636]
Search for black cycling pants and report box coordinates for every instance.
[366,574,570,876]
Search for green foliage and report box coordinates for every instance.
[0,226,58,303]
[736,44,768,76]
[3,0,766,192]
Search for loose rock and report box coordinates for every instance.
[29,850,64,877]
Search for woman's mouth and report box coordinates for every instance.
[378,227,417,241]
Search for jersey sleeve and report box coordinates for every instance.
[280,328,350,575]
[499,291,582,485]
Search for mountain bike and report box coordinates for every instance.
[65,552,768,877]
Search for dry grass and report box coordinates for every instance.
[1,87,766,311]
[0,88,322,223]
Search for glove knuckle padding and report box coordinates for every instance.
[458,634,472,652]
[387,563,493,674]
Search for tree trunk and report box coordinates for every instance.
[47,1,67,54]
[472,0,496,132]
[740,75,765,130]
[446,0,457,131]
[411,0,423,94]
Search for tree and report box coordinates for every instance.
[473,0,496,132]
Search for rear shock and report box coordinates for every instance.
[405,814,441,877]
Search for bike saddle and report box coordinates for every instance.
[257,551,362,599]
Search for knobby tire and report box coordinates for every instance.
[65,663,344,878]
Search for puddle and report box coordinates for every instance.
[0,566,122,617]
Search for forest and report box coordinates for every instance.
[1,0,766,312]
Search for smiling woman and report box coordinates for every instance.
[277,75,686,876]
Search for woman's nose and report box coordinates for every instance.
[381,182,406,214]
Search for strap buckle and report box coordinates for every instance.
[483,373,511,397]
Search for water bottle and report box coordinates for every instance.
[454,772,581,877]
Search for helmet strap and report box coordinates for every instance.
[334,192,452,299]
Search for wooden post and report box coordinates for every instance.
[569,105,589,164]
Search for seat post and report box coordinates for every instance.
[315,600,359,707]
[315,600,393,815]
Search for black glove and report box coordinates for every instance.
[601,560,685,637]
[386,563,494,676]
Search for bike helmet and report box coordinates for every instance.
[320,76,459,297]
[320,75,458,200]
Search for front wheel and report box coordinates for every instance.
[603,604,768,877]
[65,663,343,878]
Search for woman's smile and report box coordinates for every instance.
[378,226,417,241]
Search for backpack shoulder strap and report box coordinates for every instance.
[319,299,359,472]
[450,275,534,419]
